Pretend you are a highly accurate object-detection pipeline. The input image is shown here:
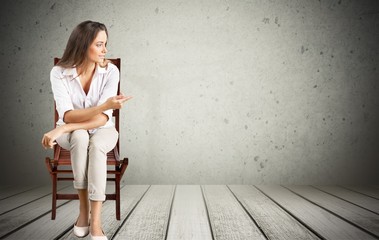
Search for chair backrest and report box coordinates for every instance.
[53,57,121,152]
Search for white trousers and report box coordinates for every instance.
[56,127,119,201]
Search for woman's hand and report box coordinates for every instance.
[104,93,133,110]
[41,126,66,149]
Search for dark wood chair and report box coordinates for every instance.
[45,58,128,220]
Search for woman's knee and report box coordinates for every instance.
[69,129,89,148]
[89,138,116,153]
[89,128,118,153]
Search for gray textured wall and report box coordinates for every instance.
[1,0,378,186]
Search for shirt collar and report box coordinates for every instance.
[62,67,76,76]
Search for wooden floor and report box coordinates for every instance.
[0,184,379,240]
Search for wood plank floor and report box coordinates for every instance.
[0,184,378,240]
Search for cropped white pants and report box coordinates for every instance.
[56,127,118,201]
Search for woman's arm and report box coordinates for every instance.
[64,95,131,123]
[64,113,108,132]
[41,113,107,149]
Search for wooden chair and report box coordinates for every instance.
[45,58,128,220]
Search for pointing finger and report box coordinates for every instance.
[120,97,132,103]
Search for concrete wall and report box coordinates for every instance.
[1,0,378,186]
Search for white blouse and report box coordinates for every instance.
[50,62,119,134]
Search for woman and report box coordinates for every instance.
[41,20,132,240]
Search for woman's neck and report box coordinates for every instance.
[77,61,96,76]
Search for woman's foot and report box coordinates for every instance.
[76,212,89,227]
[73,216,89,238]
[91,223,105,236]
[90,225,107,240]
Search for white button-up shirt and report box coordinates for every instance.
[50,63,119,134]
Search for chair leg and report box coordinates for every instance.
[116,174,121,220]
[52,173,57,220]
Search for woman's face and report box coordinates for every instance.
[87,30,108,63]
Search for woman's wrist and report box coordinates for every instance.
[60,124,71,133]
[100,101,110,111]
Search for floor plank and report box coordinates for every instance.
[0,184,69,215]
[256,185,376,240]
[0,197,70,239]
[341,185,379,200]
[59,185,150,239]
[0,185,39,200]
[202,185,266,240]
[286,185,379,238]
[228,185,319,240]
[166,185,213,240]
[113,185,175,240]
[3,200,79,239]
[315,185,379,214]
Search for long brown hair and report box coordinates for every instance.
[57,20,108,69]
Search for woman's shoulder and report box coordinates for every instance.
[51,65,63,71]
[50,65,77,81]
[50,65,64,77]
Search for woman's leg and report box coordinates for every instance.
[56,129,90,227]
[90,200,104,236]
[88,127,118,236]
[77,189,90,227]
